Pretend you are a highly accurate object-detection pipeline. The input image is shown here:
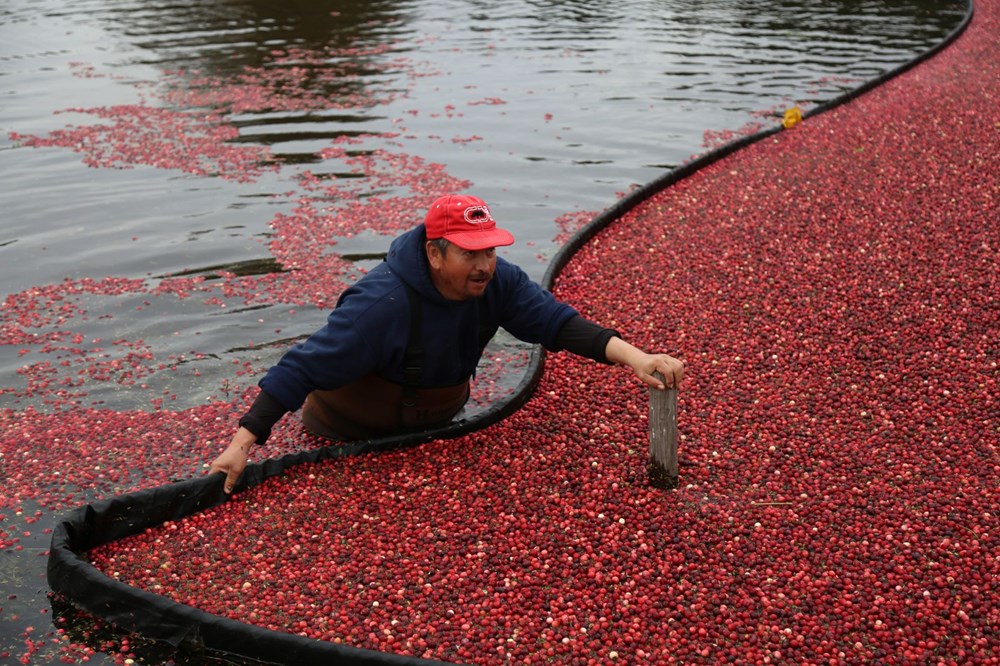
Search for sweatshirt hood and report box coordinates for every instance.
[385,224,449,304]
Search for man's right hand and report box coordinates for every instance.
[208,427,256,494]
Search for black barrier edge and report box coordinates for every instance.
[48,3,973,664]
[48,475,458,666]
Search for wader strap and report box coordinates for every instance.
[477,298,494,354]
[402,282,424,408]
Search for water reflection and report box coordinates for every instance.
[99,0,415,68]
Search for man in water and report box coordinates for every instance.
[210,194,684,493]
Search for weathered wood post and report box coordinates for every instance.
[648,371,678,489]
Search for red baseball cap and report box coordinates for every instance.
[424,194,515,250]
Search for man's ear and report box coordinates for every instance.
[425,241,443,270]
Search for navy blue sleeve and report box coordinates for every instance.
[258,308,380,413]
[490,258,579,349]
[257,274,411,411]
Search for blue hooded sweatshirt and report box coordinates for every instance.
[259,224,578,412]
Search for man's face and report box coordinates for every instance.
[426,241,497,301]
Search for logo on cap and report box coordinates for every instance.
[464,205,493,225]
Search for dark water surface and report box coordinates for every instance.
[1,0,965,410]
[0,0,965,662]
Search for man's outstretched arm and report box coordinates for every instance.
[605,336,684,390]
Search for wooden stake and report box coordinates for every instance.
[648,372,678,489]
